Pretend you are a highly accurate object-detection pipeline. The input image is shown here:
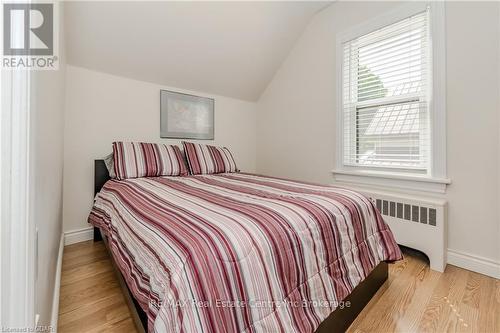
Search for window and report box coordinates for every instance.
[335,3,449,192]
[343,8,429,172]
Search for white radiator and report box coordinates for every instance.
[357,188,447,272]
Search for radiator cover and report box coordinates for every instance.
[357,188,447,272]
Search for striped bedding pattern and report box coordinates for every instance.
[183,141,238,174]
[89,173,402,333]
[113,142,188,179]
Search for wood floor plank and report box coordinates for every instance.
[63,241,105,257]
[61,259,114,287]
[435,266,470,333]
[348,254,428,332]
[347,258,408,329]
[86,317,137,333]
[416,265,469,333]
[62,247,109,271]
[59,271,122,314]
[58,292,131,332]
[59,241,499,333]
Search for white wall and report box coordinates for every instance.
[63,65,257,232]
[30,2,66,326]
[257,2,500,269]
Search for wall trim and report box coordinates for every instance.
[447,249,500,279]
[50,235,64,330]
[64,226,93,245]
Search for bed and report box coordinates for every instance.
[90,160,402,333]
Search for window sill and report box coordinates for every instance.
[331,169,451,194]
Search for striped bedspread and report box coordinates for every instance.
[89,173,402,333]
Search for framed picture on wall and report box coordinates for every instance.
[160,90,214,139]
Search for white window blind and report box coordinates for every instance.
[342,8,430,172]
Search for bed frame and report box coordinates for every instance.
[93,159,388,333]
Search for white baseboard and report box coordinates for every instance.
[64,226,93,246]
[50,235,64,330]
[447,249,500,279]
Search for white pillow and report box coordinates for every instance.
[103,152,116,179]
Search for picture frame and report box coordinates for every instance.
[160,90,214,140]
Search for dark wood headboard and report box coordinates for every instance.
[93,159,110,242]
[94,159,110,195]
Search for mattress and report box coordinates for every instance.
[88,173,402,333]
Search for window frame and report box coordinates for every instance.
[333,2,450,193]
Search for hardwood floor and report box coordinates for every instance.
[348,248,499,333]
[58,241,137,332]
[58,241,499,333]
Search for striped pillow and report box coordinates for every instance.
[182,142,238,175]
[112,142,188,180]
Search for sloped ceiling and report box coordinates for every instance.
[64,1,330,101]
